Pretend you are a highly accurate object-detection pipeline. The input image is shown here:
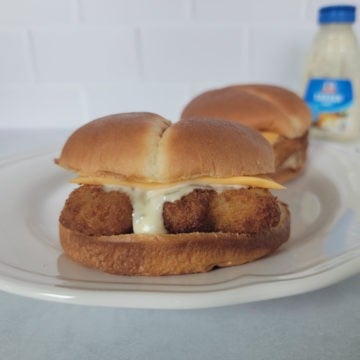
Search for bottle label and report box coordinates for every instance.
[304,78,353,133]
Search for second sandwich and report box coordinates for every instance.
[181,84,312,183]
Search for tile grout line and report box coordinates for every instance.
[134,27,144,80]
[78,84,89,123]
[242,25,249,82]
[75,0,83,23]
[26,29,38,82]
[187,0,196,22]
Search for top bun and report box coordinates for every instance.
[56,112,275,182]
[181,84,312,139]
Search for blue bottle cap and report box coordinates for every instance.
[319,5,356,24]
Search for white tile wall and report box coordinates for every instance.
[32,27,138,82]
[79,0,190,24]
[0,0,359,128]
[0,85,84,127]
[0,30,32,82]
[141,26,245,82]
[248,25,316,88]
[85,83,189,121]
[194,0,307,23]
[0,0,75,25]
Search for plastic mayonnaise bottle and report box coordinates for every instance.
[303,5,360,141]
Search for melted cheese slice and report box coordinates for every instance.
[261,131,280,145]
[70,175,285,190]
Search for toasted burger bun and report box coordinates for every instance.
[56,112,290,276]
[181,84,312,183]
[59,202,289,276]
[56,112,275,181]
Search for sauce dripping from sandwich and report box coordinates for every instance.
[104,184,214,233]
[71,176,284,234]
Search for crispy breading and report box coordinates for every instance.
[209,188,281,233]
[163,189,215,233]
[60,185,133,236]
[60,185,280,236]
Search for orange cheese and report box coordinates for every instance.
[261,131,280,145]
[70,175,285,190]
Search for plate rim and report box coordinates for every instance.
[0,144,359,309]
[0,249,359,309]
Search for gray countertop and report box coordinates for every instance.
[0,129,360,360]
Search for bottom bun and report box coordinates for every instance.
[59,203,290,276]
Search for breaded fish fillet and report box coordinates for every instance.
[60,185,133,236]
[60,185,281,236]
[163,189,215,233]
[209,188,280,234]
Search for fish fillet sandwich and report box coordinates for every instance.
[56,112,290,276]
[181,84,312,183]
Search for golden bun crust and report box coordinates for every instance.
[59,202,290,276]
[158,117,275,180]
[56,112,275,181]
[56,112,170,181]
[181,84,312,139]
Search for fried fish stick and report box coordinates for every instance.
[209,188,281,234]
[60,185,133,236]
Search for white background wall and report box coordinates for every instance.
[0,0,359,128]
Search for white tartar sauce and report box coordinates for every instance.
[103,183,244,234]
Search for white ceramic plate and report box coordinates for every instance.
[0,141,359,309]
